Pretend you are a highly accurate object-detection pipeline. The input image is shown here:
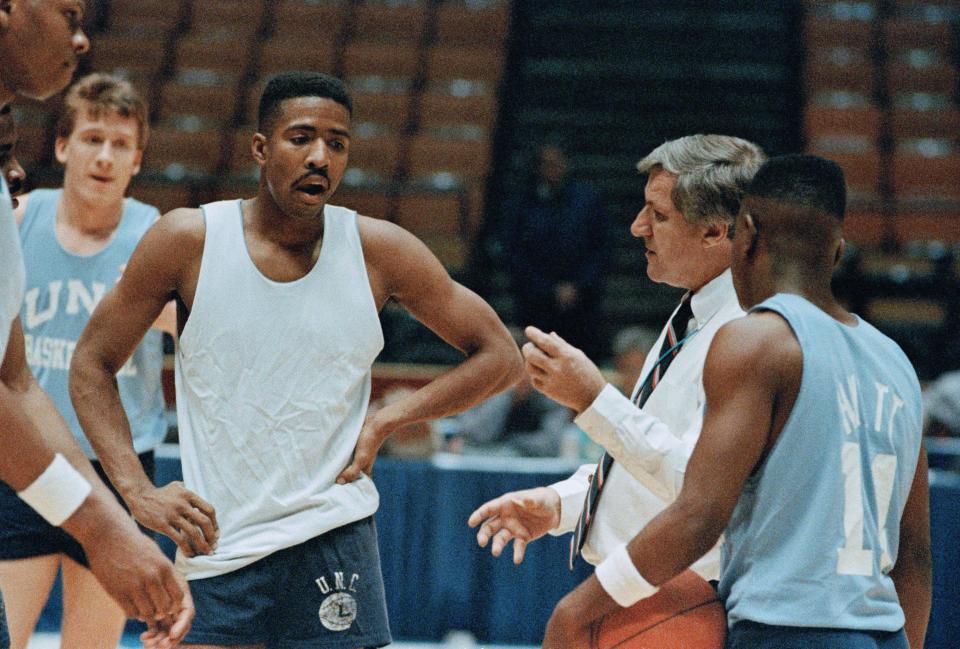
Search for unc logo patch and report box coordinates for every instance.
[319,592,358,631]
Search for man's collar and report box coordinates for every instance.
[689,268,734,327]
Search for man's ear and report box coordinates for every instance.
[251,133,267,165]
[54,136,68,165]
[833,237,846,268]
[743,211,759,258]
[702,219,729,248]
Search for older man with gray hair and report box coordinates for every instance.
[469,134,765,590]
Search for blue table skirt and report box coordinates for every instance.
[37,451,960,648]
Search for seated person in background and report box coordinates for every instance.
[610,325,660,396]
[922,369,960,437]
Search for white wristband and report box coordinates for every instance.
[17,454,92,527]
[594,543,659,607]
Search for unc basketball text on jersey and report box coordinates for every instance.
[23,280,139,376]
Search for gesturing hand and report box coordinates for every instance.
[522,326,606,413]
[129,481,218,557]
[467,487,561,564]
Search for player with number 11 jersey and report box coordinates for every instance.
[720,292,922,632]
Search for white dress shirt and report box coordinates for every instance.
[549,269,744,578]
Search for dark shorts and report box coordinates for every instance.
[726,621,909,649]
[0,591,9,649]
[184,516,391,649]
[0,450,155,566]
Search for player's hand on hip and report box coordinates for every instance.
[129,481,219,557]
[523,326,606,413]
[85,519,193,630]
[468,487,561,564]
[337,412,388,484]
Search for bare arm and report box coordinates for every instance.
[890,445,932,649]
[338,219,523,481]
[0,318,193,640]
[0,317,99,490]
[542,317,788,647]
[70,208,217,556]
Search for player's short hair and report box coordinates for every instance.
[55,73,149,149]
[258,71,352,134]
[637,134,766,227]
[746,154,847,222]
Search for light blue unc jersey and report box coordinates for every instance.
[19,189,166,458]
[719,293,922,632]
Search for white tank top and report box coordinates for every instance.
[0,178,25,360]
[175,200,384,579]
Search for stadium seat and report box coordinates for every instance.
[804,99,882,139]
[434,1,511,46]
[336,188,393,221]
[142,125,226,177]
[843,212,889,246]
[187,0,265,38]
[350,87,413,131]
[882,15,955,55]
[342,41,421,81]
[418,89,498,132]
[351,1,429,43]
[271,0,347,41]
[174,34,255,75]
[348,130,404,182]
[894,213,960,244]
[394,191,466,237]
[128,180,195,214]
[804,48,876,94]
[158,72,244,124]
[406,135,491,182]
[109,0,184,33]
[885,49,958,95]
[426,44,506,88]
[257,37,339,79]
[89,32,170,79]
[891,154,960,200]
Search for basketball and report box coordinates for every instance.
[591,571,726,649]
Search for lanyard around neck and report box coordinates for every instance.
[629,309,719,404]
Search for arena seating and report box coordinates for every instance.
[802,0,960,380]
[14,0,512,276]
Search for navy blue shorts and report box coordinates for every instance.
[0,451,155,566]
[184,516,391,649]
[0,592,9,649]
[726,621,909,649]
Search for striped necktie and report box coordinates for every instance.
[568,293,693,570]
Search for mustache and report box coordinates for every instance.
[293,168,329,186]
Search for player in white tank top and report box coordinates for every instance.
[71,72,522,647]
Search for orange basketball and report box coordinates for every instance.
[591,571,726,649]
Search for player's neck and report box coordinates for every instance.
[248,193,326,252]
[56,189,124,252]
[769,272,854,324]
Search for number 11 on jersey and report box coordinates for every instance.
[838,441,897,576]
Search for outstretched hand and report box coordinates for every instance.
[468,487,561,564]
[522,326,606,413]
